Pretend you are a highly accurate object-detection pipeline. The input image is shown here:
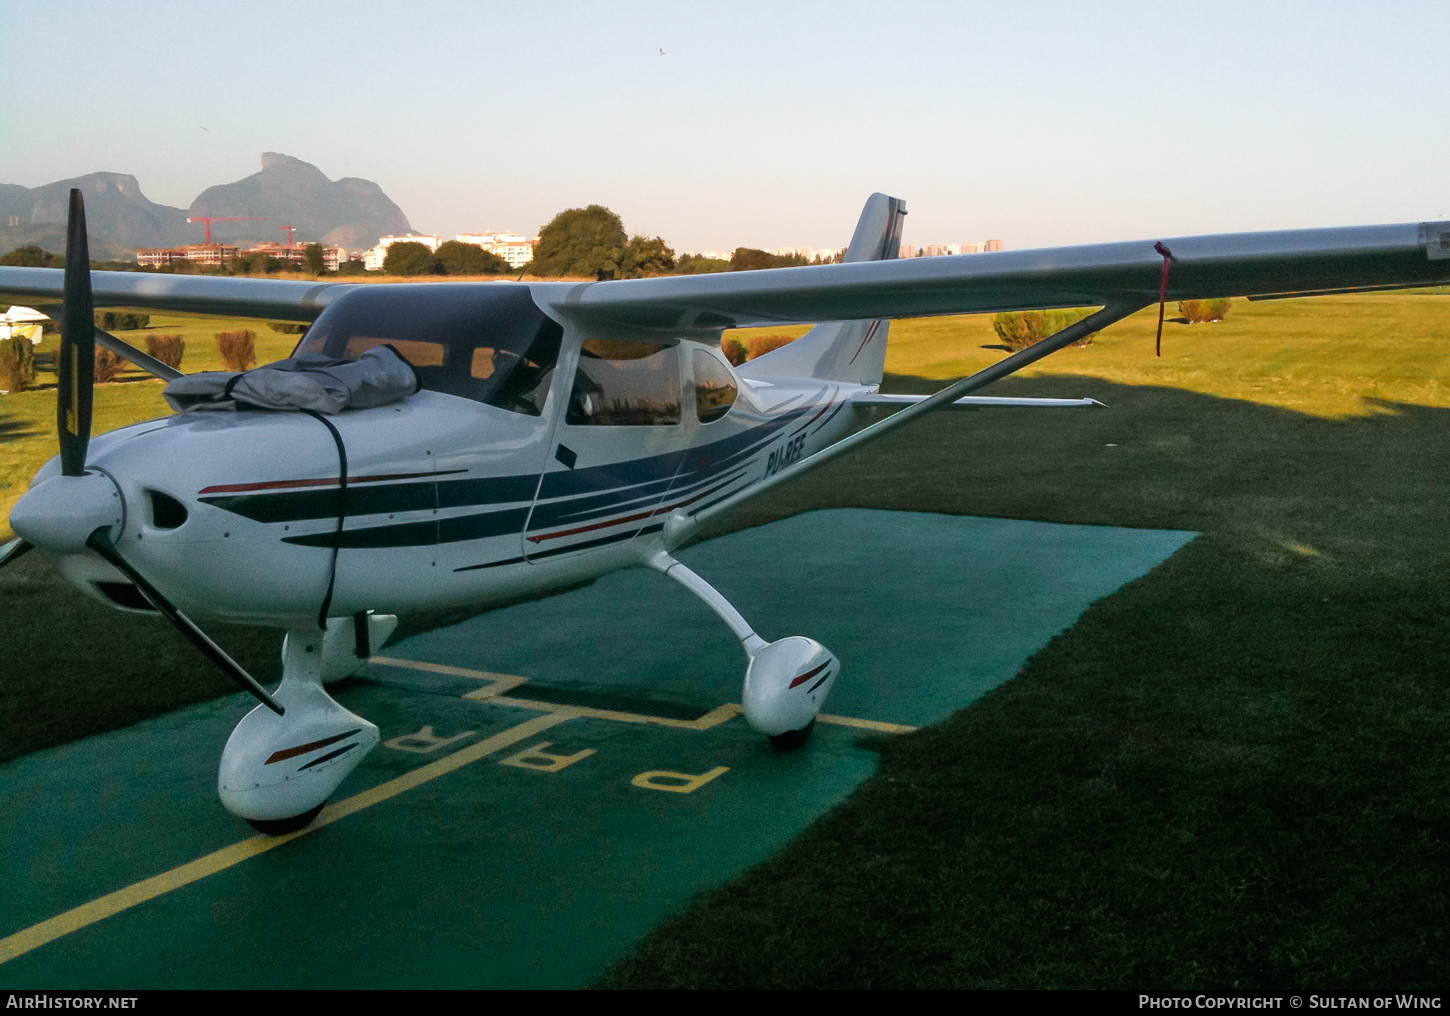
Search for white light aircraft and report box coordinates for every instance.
[3,191,1449,832]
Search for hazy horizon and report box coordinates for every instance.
[3,0,1447,253]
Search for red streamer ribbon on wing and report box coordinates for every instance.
[1153,241,1175,357]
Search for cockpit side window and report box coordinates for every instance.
[692,348,738,423]
[566,340,681,426]
[296,285,562,415]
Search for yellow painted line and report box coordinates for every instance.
[816,713,917,734]
[0,711,571,968]
[488,695,742,731]
[370,656,916,734]
[370,655,528,696]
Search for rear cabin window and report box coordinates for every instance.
[296,284,563,415]
[692,349,738,423]
[566,340,681,426]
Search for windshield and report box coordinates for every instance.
[296,284,563,415]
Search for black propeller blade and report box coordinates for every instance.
[86,530,285,716]
[21,190,283,715]
[59,188,95,477]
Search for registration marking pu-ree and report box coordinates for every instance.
[5,189,1449,835]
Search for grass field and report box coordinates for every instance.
[4,294,1450,987]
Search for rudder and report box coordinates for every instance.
[740,193,906,386]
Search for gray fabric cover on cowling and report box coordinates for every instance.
[163,345,419,414]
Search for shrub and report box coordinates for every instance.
[745,334,796,360]
[95,311,150,331]
[722,336,749,366]
[267,322,308,334]
[217,330,257,372]
[991,308,1099,352]
[0,335,36,392]
[94,347,125,384]
[146,334,185,370]
[1179,298,1232,323]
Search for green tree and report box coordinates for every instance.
[627,235,675,276]
[303,243,326,276]
[531,205,629,279]
[434,240,511,276]
[382,241,440,276]
[228,252,283,276]
[676,254,731,275]
[0,245,57,268]
[728,248,808,271]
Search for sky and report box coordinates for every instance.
[2,0,1448,252]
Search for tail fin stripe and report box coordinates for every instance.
[847,319,884,365]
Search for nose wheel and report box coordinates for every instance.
[768,718,816,751]
[246,801,327,836]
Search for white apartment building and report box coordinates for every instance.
[908,240,1005,258]
[454,232,537,270]
[680,248,845,263]
[363,234,444,271]
[764,247,845,262]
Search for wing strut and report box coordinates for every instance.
[666,300,1149,543]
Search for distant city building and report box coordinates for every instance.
[906,240,1005,258]
[137,242,345,271]
[137,244,239,267]
[363,234,444,271]
[679,248,845,263]
[454,232,538,270]
[763,246,845,262]
[242,242,347,271]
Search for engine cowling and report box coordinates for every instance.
[741,636,838,737]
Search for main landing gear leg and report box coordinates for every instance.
[217,624,383,833]
[646,551,839,749]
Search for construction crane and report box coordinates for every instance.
[187,216,266,244]
[278,225,298,246]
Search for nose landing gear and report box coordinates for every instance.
[217,619,392,833]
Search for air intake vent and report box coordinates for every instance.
[96,582,156,611]
[148,490,188,529]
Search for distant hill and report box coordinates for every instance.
[0,154,413,258]
[0,172,188,260]
[188,153,412,249]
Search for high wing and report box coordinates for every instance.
[3,214,1450,329]
[0,267,353,321]
[544,219,1450,332]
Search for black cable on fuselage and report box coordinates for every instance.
[301,409,348,631]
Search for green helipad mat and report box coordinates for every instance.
[0,510,1194,989]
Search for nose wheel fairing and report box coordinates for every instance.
[646,552,837,745]
[218,621,393,828]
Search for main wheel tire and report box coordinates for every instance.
[768,718,816,751]
[246,801,325,835]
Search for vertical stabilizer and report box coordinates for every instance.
[740,193,906,385]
